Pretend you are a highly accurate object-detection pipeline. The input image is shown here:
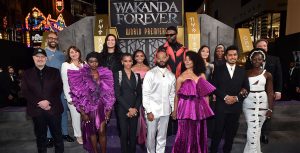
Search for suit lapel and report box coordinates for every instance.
[223,64,239,80]
[232,66,239,80]
[123,70,136,90]
[264,56,271,69]
[224,65,232,80]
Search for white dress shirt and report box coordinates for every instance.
[290,67,295,76]
[9,74,14,81]
[143,66,176,117]
[226,63,236,78]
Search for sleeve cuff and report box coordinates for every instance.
[224,95,228,101]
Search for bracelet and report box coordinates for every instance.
[267,109,273,112]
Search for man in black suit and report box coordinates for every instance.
[7,66,20,105]
[287,61,300,100]
[21,48,64,153]
[296,73,300,100]
[210,46,249,153]
[0,66,10,108]
[245,39,282,144]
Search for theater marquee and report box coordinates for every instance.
[109,0,183,39]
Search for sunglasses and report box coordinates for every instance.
[165,34,176,37]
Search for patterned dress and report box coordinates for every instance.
[243,70,268,153]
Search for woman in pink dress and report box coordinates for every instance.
[172,51,216,153]
[131,50,150,146]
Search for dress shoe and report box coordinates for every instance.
[76,137,83,144]
[260,135,269,144]
[63,135,75,142]
[47,138,54,148]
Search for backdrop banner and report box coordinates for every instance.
[109,0,183,39]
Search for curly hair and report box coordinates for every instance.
[181,51,206,76]
[85,52,99,62]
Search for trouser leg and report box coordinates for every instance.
[156,116,169,153]
[47,114,64,153]
[32,114,48,153]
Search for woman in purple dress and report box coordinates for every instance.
[172,51,216,153]
[68,52,115,153]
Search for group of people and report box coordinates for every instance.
[0,65,27,107]
[21,25,285,153]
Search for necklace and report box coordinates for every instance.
[72,60,81,68]
[136,63,143,68]
[125,69,131,77]
[158,68,166,77]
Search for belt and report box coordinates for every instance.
[249,90,265,93]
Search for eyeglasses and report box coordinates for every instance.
[48,37,58,41]
[165,34,176,37]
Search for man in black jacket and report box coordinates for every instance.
[7,66,20,105]
[286,61,300,101]
[0,66,10,108]
[22,48,64,153]
[210,46,249,153]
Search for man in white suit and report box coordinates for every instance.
[143,50,176,153]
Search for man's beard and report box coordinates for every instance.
[156,62,167,68]
[167,36,176,44]
[227,59,237,64]
[48,42,57,49]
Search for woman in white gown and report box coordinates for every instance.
[243,49,274,153]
